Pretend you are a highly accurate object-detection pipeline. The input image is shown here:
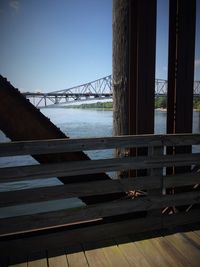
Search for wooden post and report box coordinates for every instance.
[167,0,196,178]
[167,0,196,136]
[113,0,157,177]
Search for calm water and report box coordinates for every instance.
[0,109,200,217]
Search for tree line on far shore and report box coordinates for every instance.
[65,97,200,110]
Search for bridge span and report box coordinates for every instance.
[22,75,200,108]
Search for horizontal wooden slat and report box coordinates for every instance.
[164,172,200,187]
[0,153,200,183]
[0,216,163,258]
[0,176,160,207]
[0,133,200,157]
[2,212,200,261]
[1,191,200,237]
[163,209,200,228]
[1,172,200,207]
[1,210,200,259]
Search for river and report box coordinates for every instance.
[0,109,200,218]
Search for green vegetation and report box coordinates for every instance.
[155,96,200,111]
[193,96,200,111]
[65,97,200,111]
[155,96,167,109]
[65,102,113,109]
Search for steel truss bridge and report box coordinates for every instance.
[22,75,200,108]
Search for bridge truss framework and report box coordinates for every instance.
[22,75,200,108]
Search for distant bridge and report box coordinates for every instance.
[22,75,200,108]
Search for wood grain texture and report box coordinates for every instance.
[66,245,89,267]
[96,239,130,267]
[9,263,27,267]
[84,242,109,267]
[115,236,151,267]
[2,192,200,237]
[1,172,200,207]
[48,255,68,267]
[1,134,200,157]
[165,233,200,264]
[1,153,200,183]
[28,258,48,267]
[0,198,149,236]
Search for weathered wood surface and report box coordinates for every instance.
[1,133,200,156]
[83,241,109,267]
[1,133,200,253]
[115,236,151,266]
[1,153,200,182]
[1,191,200,237]
[1,172,200,207]
[0,176,158,207]
[48,254,68,267]
[66,245,89,267]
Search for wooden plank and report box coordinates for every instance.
[28,258,47,267]
[83,242,109,267]
[0,176,161,207]
[180,231,200,248]
[134,238,173,267]
[1,172,200,208]
[66,245,89,267]
[115,236,151,266]
[1,192,200,237]
[0,134,200,157]
[165,233,200,264]
[48,255,68,267]
[9,264,27,267]
[194,230,200,238]
[164,172,200,188]
[95,239,130,267]
[1,153,200,183]
[9,263,27,267]
[0,216,162,258]
[163,209,200,228]
[149,236,191,267]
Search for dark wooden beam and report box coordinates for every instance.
[167,0,196,178]
[113,0,156,176]
[167,0,196,135]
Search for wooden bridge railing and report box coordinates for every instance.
[0,133,200,255]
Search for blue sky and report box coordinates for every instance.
[0,0,199,92]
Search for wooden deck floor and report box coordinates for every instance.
[6,229,200,267]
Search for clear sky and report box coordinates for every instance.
[0,0,199,93]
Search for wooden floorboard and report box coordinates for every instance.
[48,254,68,267]
[134,237,173,267]
[95,239,130,267]
[66,245,89,267]
[83,241,109,267]
[194,229,200,238]
[28,258,48,267]
[147,236,191,267]
[165,232,200,265]
[6,230,200,267]
[9,264,27,267]
[115,236,151,267]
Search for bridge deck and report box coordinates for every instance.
[6,229,200,266]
